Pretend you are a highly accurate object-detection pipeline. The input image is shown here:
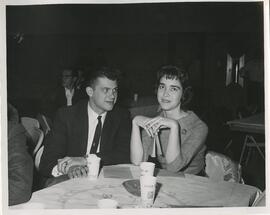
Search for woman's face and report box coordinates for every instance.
[157,76,183,111]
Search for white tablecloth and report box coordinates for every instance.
[10,164,260,209]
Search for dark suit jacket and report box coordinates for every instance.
[8,121,33,205]
[54,87,86,109]
[39,99,132,177]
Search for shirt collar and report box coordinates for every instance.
[64,87,74,93]
[87,102,107,121]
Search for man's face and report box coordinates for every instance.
[87,77,118,114]
[62,69,76,89]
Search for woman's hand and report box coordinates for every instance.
[144,116,179,136]
[132,116,153,137]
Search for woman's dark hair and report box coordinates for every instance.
[156,65,193,110]
[86,66,121,88]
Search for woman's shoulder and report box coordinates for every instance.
[178,111,208,130]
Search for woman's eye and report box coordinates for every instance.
[170,87,178,92]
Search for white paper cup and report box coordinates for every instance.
[97,199,118,209]
[86,154,101,180]
[140,175,157,208]
[140,162,155,176]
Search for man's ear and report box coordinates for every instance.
[86,86,94,97]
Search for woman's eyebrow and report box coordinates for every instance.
[170,85,181,89]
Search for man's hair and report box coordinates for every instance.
[156,65,193,110]
[86,67,120,88]
[61,67,78,78]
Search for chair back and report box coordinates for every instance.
[32,128,44,155]
[205,151,244,183]
[35,145,44,170]
[21,117,44,155]
[21,117,40,138]
[252,190,265,206]
[36,114,51,135]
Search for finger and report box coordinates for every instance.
[143,125,152,137]
[57,157,70,173]
[146,117,162,128]
[152,122,161,135]
[68,169,74,179]
[75,168,82,178]
[80,166,88,177]
[146,127,154,137]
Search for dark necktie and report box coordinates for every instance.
[90,115,102,154]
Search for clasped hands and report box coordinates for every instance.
[133,116,178,137]
[57,156,88,179]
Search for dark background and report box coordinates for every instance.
[6,3,264,114]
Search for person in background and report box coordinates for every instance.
[130,65,208,175]
[8,103,33,205]
[75,68,86,90]
[41,67,87,120]
[39,67,131,185]
[55,68,86,108]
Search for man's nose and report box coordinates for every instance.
[108,90,116,98]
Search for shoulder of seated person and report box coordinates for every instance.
[180,111,208,130]
[8,121,26,137]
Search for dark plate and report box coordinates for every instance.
[122,179,162,197]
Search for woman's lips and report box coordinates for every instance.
[161,99,170,103]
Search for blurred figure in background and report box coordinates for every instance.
[8,103,33,205]
[41,67,87,120]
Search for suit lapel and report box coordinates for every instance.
[100,110,116,151]
[73,100,89,155]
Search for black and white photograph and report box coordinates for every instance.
[1,0,269,214]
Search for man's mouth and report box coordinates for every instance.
[106,101,115,105]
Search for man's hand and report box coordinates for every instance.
[57,156,87,174]
[67,165,89,179]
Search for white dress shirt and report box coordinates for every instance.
[51,102,107,176]
[65,87,74,106]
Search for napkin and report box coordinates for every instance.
[103,166,133,179]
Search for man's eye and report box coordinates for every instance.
[159,85,164,89]
[103,88,109,93]
[113,88,118,94]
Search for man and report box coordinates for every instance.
[8,103,33,205]
[39,67,131,181]
[55,68,86,108]
[41,68,86,120]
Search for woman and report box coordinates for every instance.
[130,65,208,175]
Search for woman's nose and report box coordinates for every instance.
[163,89,170,97]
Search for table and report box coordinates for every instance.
[9,164,260,209]
[227,113,265,165]
[227,113,264,134]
